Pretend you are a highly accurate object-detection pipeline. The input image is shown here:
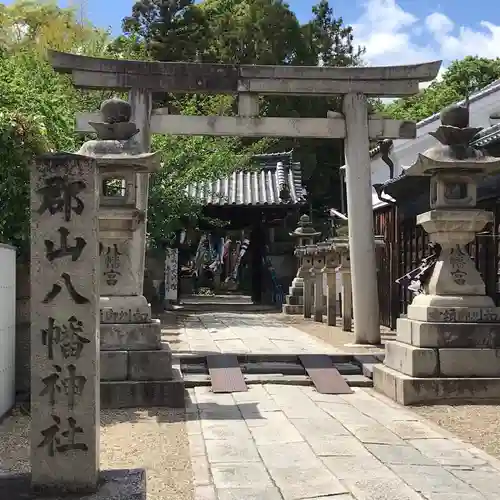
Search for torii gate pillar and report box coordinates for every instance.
[343,93,380,345]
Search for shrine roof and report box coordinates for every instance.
[185,151,306,207]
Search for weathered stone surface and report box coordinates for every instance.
[100,295,151,324]
[384,341,438,377]
[128,349,173,380]
[205,439,260,463]
[100,320,161,350]
[409,438,487,467]
[364,443,437,466]
[101,351,128,381]
[282,304,303,315]
[210,463,272,489]
[100,378,185,408]
[100,239,138,297]
[30,154,99,492]
[439,348,500,377]
[388,464,478,496]
[397,318,500,348]
[343,476,424,500]
[374,364,500,405]
[216,487,283,500]
[407,305,500,323]
[0,469,147,500]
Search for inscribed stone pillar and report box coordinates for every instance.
[298,249,314,319]
[313,252,325,322]
[339,252,352,332]
[323,251,338,326]
[30,154,99,492]
[164,248,179,307]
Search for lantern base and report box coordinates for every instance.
[374,364,500,405]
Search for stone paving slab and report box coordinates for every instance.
[188,385,500,500]
[172,312,339,354]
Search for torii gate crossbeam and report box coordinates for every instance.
[49,50,441,345]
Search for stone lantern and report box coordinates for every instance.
[374,103,500,405]
[283,215,320,315]
[78,98,180,405]
[316,240,340,325]
[294,244,317,319]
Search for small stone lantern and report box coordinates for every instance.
[283,215,320,315]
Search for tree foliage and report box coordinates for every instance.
[380,56,500,122]
[0,1,111,253]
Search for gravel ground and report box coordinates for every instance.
[0,407,194,500]
[413,403,500,459]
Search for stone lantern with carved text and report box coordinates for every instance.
[78,98,161,341]
[374,103,500,405]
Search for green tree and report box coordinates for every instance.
[122,0,208,61]
[0,1,113,253]
[380,56,500,122]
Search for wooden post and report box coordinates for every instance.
[343,93,380,344]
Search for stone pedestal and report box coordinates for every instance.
[282,276,305,315]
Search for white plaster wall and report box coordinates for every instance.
[371,81,500,209]
[0,244,16,418]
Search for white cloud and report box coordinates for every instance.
[352,0,500,86]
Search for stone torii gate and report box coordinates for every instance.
[49,51,441,344]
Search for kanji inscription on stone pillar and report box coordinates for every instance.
[30,154,99,493]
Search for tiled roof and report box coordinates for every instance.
[471,123,500,148]
[185,151,306,207]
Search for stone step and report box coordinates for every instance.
[182,373,372,388]
[180,300,277,313]
[181,360,362,376]
[282,304,303,315]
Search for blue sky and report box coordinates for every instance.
[6,0,500,69]
[51,0,500,38]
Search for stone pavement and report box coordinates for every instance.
[187,385,500,500]
[175,311,500,500]
[169,312,344,354]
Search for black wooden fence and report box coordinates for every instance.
[374,200,500,330]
